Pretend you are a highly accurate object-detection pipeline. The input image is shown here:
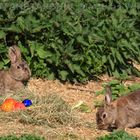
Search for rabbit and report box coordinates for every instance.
[0,45,31,93]
[96,85,140,131]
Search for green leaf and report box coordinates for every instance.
[0,30,6,39]
[0,62,4,69]
[3,59,10,65]
[78,103,91,113]
[108,56,115,70]
[111,15,118,28]
[72,101,91,113]
[35,43,47,59]
[128,84,140,91]
[77,36,90,47]
[115,51,124,64]
[73,64,85,76]
[47,73,55,80]
[59,70,68,81]
[65,60,74,73]
[97,130,137,140]
[102,55,107,63]
[108,80,120,86]
[17,16,26,30]
[37,49,47,59]
[3,24,21,32]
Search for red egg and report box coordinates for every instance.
[14,102,25,110]
[1,98,17,112]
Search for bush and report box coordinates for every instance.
[0,0,140,82]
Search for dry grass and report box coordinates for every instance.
[0,89,97,139]
[0,91,75,125]
[1,76,140,139]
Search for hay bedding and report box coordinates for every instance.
[0,91,77,127]
[0,86,99,139]
[0,76,140,139]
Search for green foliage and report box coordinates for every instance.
[0,134,44,140]
[94,100,103,108]
[0,44,8,69]
[96,80,140,100]
[97,130,138,140]
[0,0,140,82]
[72,101,92,113]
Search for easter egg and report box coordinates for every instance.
[22,99,32,107]
[4,98,16,104]
[14,102,25,110]
[1,98,16,112]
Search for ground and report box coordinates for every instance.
[0,75,140,140]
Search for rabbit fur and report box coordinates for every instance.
[96,85,140,131]
[0,45,31,93]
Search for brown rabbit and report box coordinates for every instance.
[0,45,31,94]
[96,85,140,131]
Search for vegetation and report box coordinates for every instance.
[96,80,140,100]
[0,135,44,140]
[94,80,140,108]
[97,130,138,140]
[0,0,140,82]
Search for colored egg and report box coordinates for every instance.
[14,102,25,110]
[4,98,16,104]
[1,98,16,112]
[22,99,32,107]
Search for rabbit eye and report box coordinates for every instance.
[17,65,20,69]
[102,112,107,119]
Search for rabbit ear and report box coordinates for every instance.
[104,85,112,105]
[8,45,21,63]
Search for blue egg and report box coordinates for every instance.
[22,99,32,107]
